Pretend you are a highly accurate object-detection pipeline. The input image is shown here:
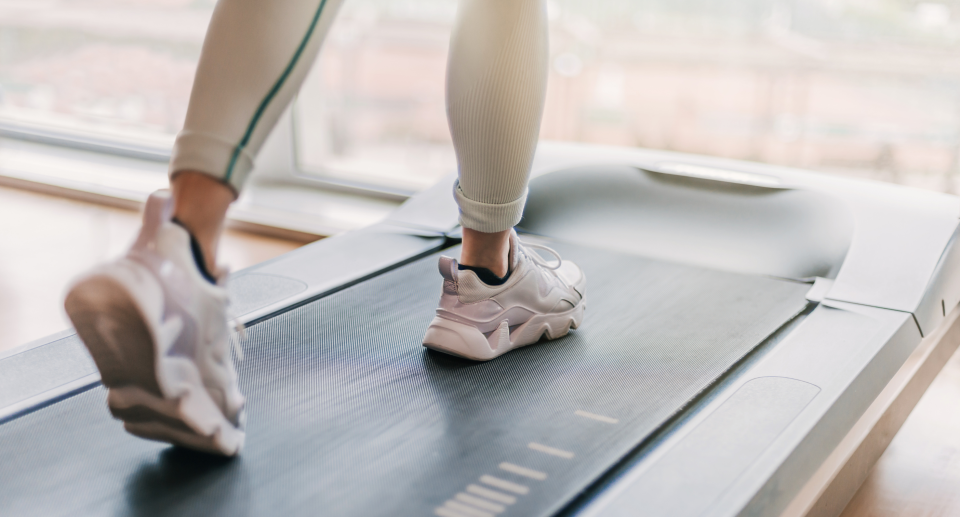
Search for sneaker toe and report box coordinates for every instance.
[556,260,586,296]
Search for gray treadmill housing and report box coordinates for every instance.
[521,143,960,516]
[1,141,958,517]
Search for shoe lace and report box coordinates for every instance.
[518,240,563,270]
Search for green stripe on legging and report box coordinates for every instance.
[224,0,329,183]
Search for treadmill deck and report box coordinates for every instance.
[0,241,809,517]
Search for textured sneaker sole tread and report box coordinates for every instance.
[119,403,240,455]
[111,404,197,434]
[109,385,244,455]
[125,420,230,455]
[65,274,242,456]
[65,275,162,395]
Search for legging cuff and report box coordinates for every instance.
[169,130,254,194]
[454,179,527,233]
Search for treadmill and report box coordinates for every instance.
[2,141,959,517]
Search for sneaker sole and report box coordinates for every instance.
[110,385,244,455]
[422,301,585,361]
[65,272,244,456]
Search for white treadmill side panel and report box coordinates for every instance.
[577,304,919,517]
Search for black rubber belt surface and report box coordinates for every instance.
[0,242,809,517]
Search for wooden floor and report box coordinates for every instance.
[2,183,960,516]
[840,345,960,517]
[0,184,301,353]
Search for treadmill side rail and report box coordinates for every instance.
[0,222,446,424]
[913,224,960,336]
[230,223,446,324]
[578,303,920,517]
[0,333,97,425]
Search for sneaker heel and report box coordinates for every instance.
[422,317,499,361]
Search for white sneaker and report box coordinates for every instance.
[64,190,245,456]
[422,230,586,361]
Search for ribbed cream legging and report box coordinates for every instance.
[170,0,548,233]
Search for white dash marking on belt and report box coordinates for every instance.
[574,410,619,424]
[499,462,547,480]
[435,506,471,517]
[528,442,575,459]
[456,493,506,513]
[467,484,517,505]
[444,500,495,517]
[480,474,530,495]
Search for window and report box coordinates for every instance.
[294,0,457,193]
[0,0,212,149]
[3,0,960,195]
[295,0,960,194]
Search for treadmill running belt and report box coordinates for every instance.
[0,242,810,517]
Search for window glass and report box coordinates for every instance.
[0,0,213,147]
[2,1,959,194]
[295,0,457,192]
[296,0,960,193]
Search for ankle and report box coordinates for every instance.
[171,171,235,274]
[460,228,511,278]
[171,216,220,273]
[172,218,219,283]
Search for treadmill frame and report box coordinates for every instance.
[2,142,959,517]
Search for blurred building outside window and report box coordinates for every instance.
[0,0,211,150]
[3,0,960,195]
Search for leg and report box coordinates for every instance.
[422,0,587,361]
[460,228,512,278]
[447,0,549,278]
[65,0,344,456]
[171,0,345,271]
[170,172,233,273]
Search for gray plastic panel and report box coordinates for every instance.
[0,335,94,410]
[235,224,446,323]
[0,242,808,517]
[228,273,307,318]
[582,302,919,517]
[601,377,820,516]
[914,225,960,336]
[521,164,852,280]
[385,172,459,233]
[526,142,960,317]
